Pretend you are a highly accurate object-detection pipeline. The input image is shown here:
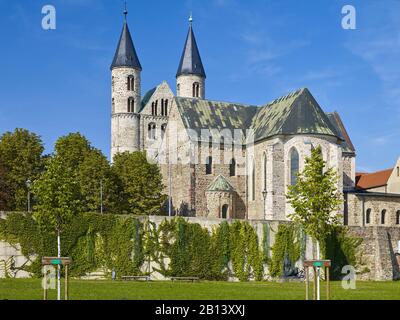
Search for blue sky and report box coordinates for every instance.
[0,0,399,172]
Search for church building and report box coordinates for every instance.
[110,11,400,225]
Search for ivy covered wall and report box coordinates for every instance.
[0,213,361,281]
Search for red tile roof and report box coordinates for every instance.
[355,169,393,190]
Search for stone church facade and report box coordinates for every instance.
[110,13,400,226]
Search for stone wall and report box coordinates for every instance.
[1,211,399,281]
[346,193,400,227]
[349,226,400,281]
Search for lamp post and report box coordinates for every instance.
[262,189,268,220]
[100,180,103,214]
[26,179,32,212]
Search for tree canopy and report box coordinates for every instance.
[112,151,167,215]
[286,146,343,243]
[0,129,44,210]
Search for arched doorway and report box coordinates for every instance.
[221,204,229,219]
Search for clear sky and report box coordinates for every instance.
[0,0,399,172]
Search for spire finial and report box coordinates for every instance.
[123,1,128,21]
[189,12,193,25]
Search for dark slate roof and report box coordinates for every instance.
[140,87,157,112]
[176,24,206,78]
[175,88,344,144]
[326,112,356,154]
[207,175,235,192]
[111,21,142,70]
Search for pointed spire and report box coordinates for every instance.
[176,14,206,78]
[110,4,142,71]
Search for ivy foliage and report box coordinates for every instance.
[321,226,363,279]
[0,214,267,281]
[269,223,302,277]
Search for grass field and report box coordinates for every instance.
[0,279,400,300]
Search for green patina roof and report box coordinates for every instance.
[250,88,341,141]
[207,175,235,192]
[140,87,157,112]
[175,88,343,144]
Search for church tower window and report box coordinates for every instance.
[396,211,400,225]
[193,82,200,98]
[127,98,135,113]
[112,98,115,113]
[127,76,134,91]
[164,100,168,116]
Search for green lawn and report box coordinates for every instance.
[0,279,399,300]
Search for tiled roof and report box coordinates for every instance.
[207,175,235,192]
[175,88,343,144]
[356,169,393,190]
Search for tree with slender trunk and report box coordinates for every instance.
[32,155,81,300]
[286,146,342,299]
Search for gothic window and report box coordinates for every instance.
[229,158,236,177]
[381,209,386,225]
[164,100,168,116]
[206,156,212,175]
[209,135,213,148]
[155,100,158,116]
[177,84,180,95]
[148,123,156,140]
[127,98,135,113]
[263,152,267,191]
[161,99,164,116]
[252,159,256,201]
[290,148,299,186]
[396,210,400,225]
[112,76,115,90]
[161,123,167,139]
[112,98,115,113]
[151,102,155,115]
[366,209,371,224]
[127,75,134,91]
[397,167,399,177]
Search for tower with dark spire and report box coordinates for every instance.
[176,14,206,99]
[110,3,142,160]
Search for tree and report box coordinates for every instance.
[112,151,167,215]
[286,146,342,245]
[32,155,81,300]
[54,132,91,169]
[78,149,119,213]
[0,164,11,210]
[0,129,44,210]
[54,133,119,213]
